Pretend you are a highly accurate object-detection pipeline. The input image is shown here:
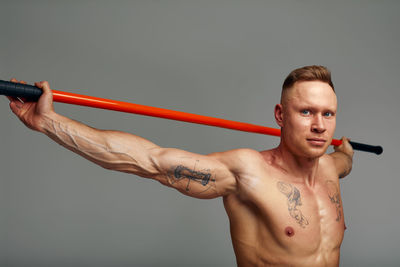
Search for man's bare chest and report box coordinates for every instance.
[235,171,345,252]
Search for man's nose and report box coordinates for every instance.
[311,115,326,133]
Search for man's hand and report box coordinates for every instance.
[334,136,354,159]
[7,79,55,133]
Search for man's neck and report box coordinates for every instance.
[274,143,320,187]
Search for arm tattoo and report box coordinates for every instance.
[174,165,211,186]
[277,181,309,228]
[167,162,216,195]
[326,180,342,222]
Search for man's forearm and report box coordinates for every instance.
[330,151,353,178]
[39,112,160,176]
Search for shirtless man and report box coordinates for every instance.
[7,65,353,266]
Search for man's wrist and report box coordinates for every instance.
[38,111,60,135]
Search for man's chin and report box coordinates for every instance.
[302,145,329,158]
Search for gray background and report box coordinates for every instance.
[0,1,399,266]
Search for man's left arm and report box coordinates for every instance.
[329,137,354,179]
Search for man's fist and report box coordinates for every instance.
[334,136,354,159]
[7,79,55,133]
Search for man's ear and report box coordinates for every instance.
[274,104,284,127]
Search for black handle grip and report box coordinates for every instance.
[349,141,383,155]
[0,80,43,101]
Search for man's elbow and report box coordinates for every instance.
[339,168,351,179]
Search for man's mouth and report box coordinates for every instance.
[307,138,326,146]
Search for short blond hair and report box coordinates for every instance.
[282,65,334,92]
[280,65,335,104]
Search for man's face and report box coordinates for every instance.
[276,81,337,159]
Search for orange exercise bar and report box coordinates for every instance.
[52,89,284,137]
[51,90,342,145]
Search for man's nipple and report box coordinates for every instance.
[285,226,295,237]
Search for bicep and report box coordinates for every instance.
[149,148,237,199]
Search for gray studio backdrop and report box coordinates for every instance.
[1,1,399,266]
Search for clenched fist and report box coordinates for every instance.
[7,79,55,133]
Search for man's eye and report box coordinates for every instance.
[324,112,333,117]
[301,110,310,115]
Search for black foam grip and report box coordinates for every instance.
[349,141,383,155]
[0,80,43,100]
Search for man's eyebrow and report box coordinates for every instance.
[325,107,337,113]
[296,105,337,113]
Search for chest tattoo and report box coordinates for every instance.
[277,181,309,228]
[326,180,342,222]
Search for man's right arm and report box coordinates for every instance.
[40,111,242,199]
[7,79,243,199]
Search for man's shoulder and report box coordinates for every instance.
[320,152,352,179]
[209,148,266,170]
[319,153,337,169]
[210,148,264,161]
[230,147,265,158]
[318,154,343,181]
[226,147,281,168]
